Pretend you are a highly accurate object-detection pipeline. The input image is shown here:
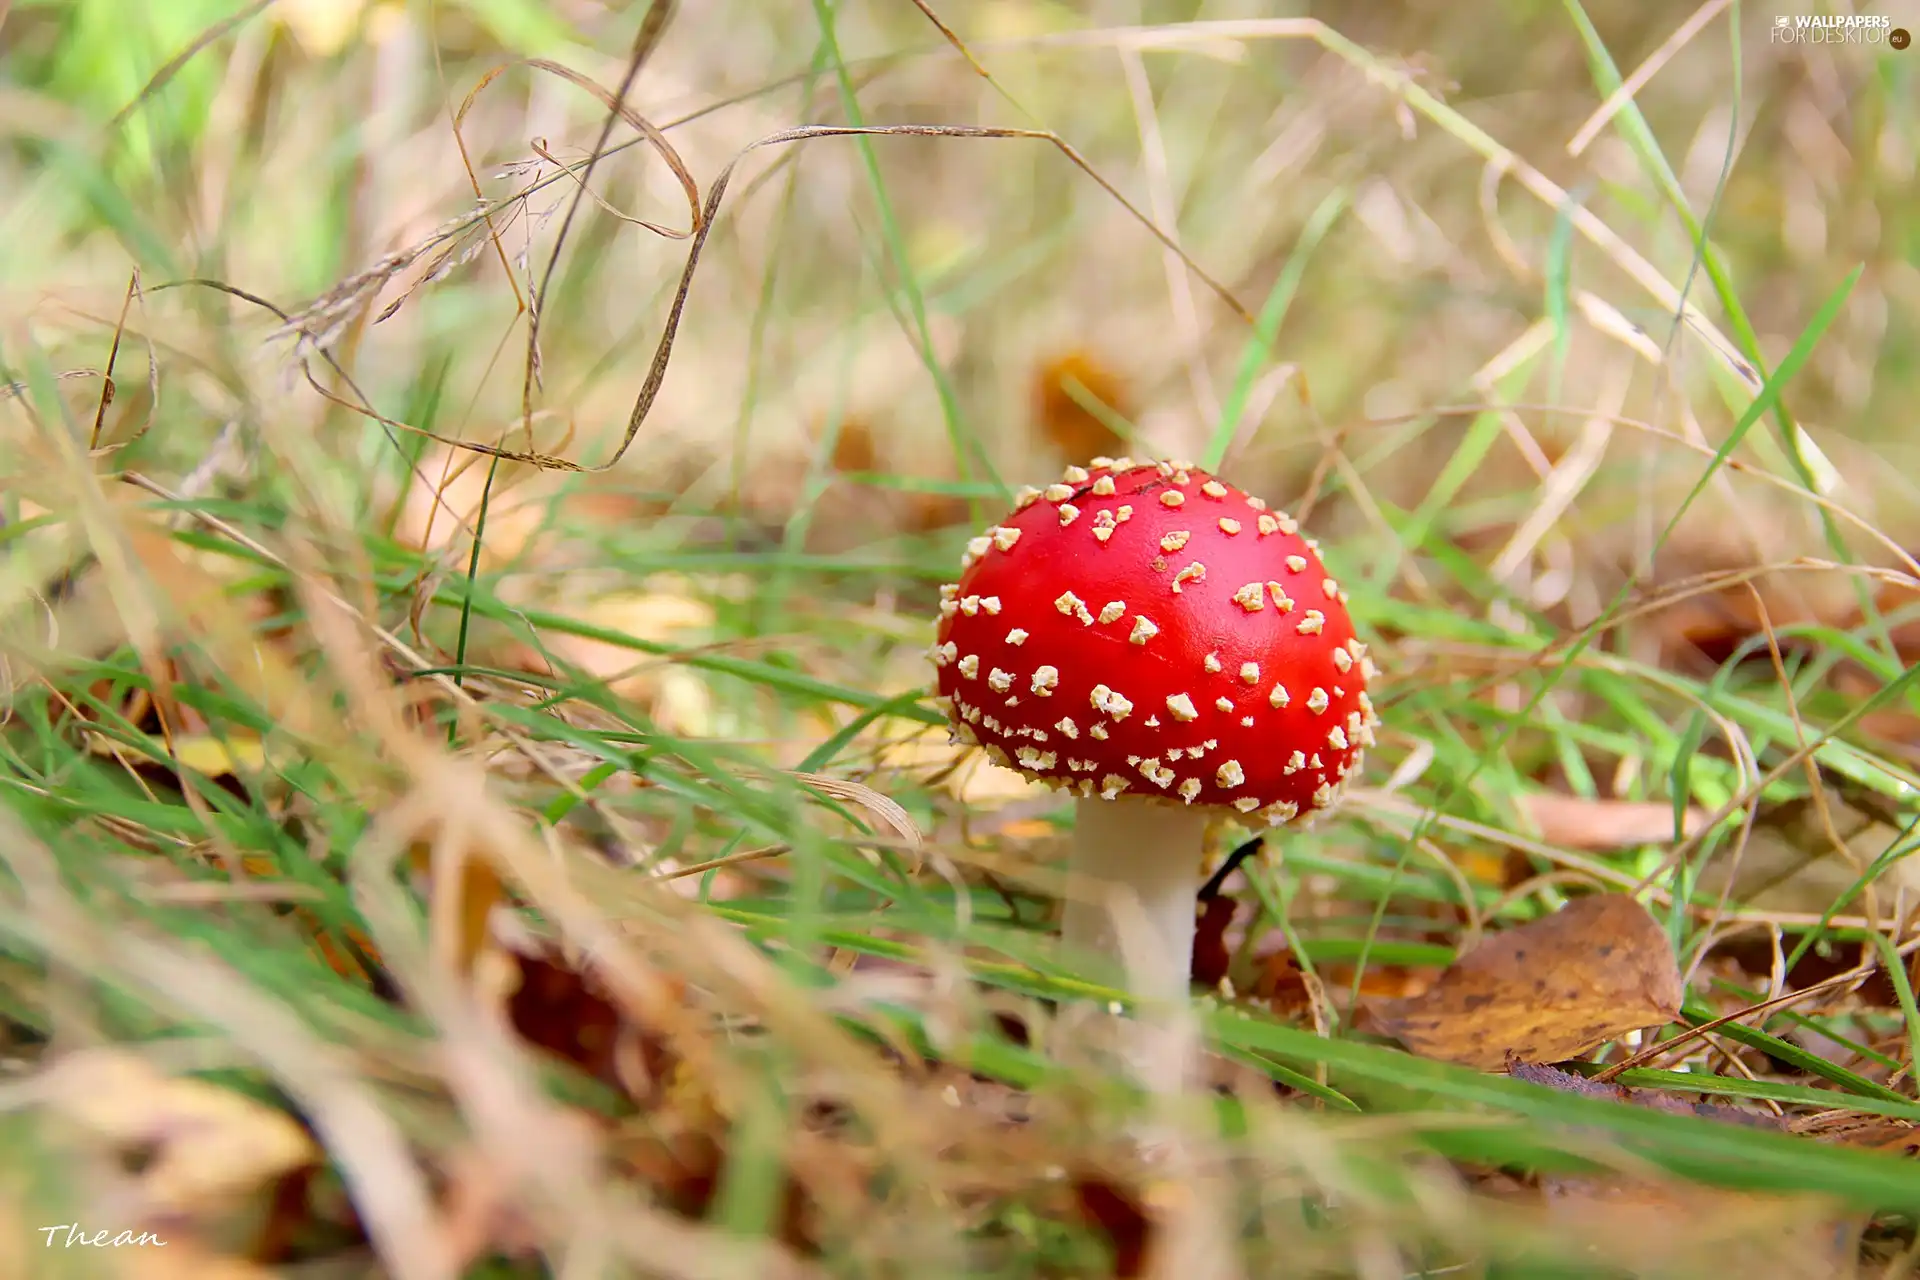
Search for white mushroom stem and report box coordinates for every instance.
[1058,795,1209,1090]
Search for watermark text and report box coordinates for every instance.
[1772,14,1908,46]
[36,1223,169,1249]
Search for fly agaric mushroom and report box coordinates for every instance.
[928,457,1377,1082]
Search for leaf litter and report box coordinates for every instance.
[1359,893,1685,1070]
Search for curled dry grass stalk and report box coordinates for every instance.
[4,0,1920,1275]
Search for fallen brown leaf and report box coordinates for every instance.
[1252,951,1318,1019]
[607,1091,861,1257]
[1519,792,1707,850]
[815,413,877,475]
[1361,894,1683,1069]
[506,947,678,1104]
[1031,350,1130,463]
[1794,1112,1920,1157]
[1072,1173,1151,1279]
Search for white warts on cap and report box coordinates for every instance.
[1092,474,1116,496]
[1239,662,1260,684]
[1332,647,1354,673]
[1267,583,1294,612]
[1298,610,1326,635]
[1233,796,1261,813]
[1261,800,1301,827]
[1054,590,1095,625]
[1218,518,1241,535]
[1165,692,1199,721]
[1201,480,1229,499]
[958,655,980,678]
[1204,652,1223,673]
[1129,616,1159,644]
[1269,683,1290,708]
[1056,717,1079,739]
[1031,666,1060,696]
[1006,628,1029,646]
[1286,555,1308,573]
[1214,696,1233,712]
[1256,514,1280,536]
[1058,503,1080,527]
[1044,483,1073,502]
[1216,759,1245,788]
[1160,530,1191,552]
[1231,582,1265,612]
[1178,778,1203,803]
[988,668,1013,693]
[1159,490,1185,508]
[1098,600,1126,624]
[1329,726,1350,750]
[1171,562,1205,593]
[1062,465,1090,483]
[1306,687,1330,713]
[1100,774,1129,799]
[1324,578,1340,598]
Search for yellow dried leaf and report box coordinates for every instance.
[279,0,369,58]
[88,732,266,778]
[46,1051,317,1217]
[541,590,714,712]
[1363,894,1683,1070]
[394,445,550,567]
[119,1243,281,1280]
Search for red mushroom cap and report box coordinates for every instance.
[929,458,1377,826]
